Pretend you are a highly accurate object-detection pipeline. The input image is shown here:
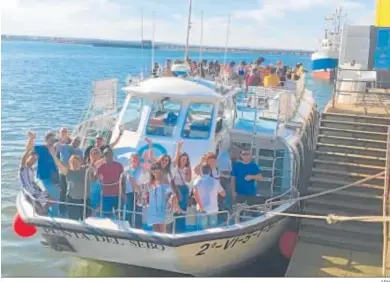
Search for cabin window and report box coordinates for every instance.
[146,98,181,137]
[224,98,234,128]
[120,96,144,132]
[182,103,214,140]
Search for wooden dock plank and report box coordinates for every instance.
[285,241,382,277]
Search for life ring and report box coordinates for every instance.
[137,143,167,162]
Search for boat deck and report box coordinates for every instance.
[285,242,382,277]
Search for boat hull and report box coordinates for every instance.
[312,69,335,80]
[311,51,338,80]
[37,215,294,276]
[17,191,298,276]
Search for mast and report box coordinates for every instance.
[140,8,144,78]
[151,11,155,74]
[184,0,192,61]
[198,10,204,64]
[223,14,231,67]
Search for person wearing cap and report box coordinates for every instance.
[96,147,126,217]
[263,67,280,88]
[54,136,84,216]
[26,130,60,217]
[84,125,124,164]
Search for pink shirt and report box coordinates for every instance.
[97,162,124,196]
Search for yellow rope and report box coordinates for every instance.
[267,170,385,207]
[268,211,390,224]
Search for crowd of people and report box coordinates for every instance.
[19,127,264,233]
[152,56,305,90]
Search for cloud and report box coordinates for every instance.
[1,0,375,50]
[233,0,364,22]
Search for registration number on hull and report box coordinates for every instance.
[195,223,276,256]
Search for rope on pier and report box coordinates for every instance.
[267,211,390,224]
[261,170,389,224]
[266,170,386,207]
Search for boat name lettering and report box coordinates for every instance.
[195,224,276,256]
[42,228,165,251]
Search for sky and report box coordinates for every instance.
[1,0,376,50]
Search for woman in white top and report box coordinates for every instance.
[172,141,192,232]
[145,138,181,201]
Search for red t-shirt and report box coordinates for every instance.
[97,162,124,196]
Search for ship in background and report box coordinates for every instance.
[311,7,346,80]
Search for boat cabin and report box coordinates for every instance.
[112,77,232,167]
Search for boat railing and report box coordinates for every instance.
[332,67,390,108]
[271,156,298,198]
[74,78,119,148]
[20,186,95,220]
[264,186,299,214]
[21,171,297,235]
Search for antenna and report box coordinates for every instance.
[140,8,144,78]
[223,14,231,67]
[151,11,155,75]
[184,0,192,61]
[198,10,204,64]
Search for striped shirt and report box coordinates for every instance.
[19,166,48,204]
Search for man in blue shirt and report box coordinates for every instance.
[231,149,263,206]
[28,131,60,216]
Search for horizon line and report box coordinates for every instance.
[2,34,314,53]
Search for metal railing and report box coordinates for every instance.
[264,186,299,214]
[270,156,297,198]
[383,126,390,276]
[332,68,390,108]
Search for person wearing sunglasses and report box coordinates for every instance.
[147,163,176,233]
[231,149,262,206]
[84,125,125,164]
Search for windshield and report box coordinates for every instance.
[120,96,144,132]
[146,98,181,137]
[182,103,214,140]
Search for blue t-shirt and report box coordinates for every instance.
[56,143,83,164]
[231,161,261,196]
[34,145,58,180]
[126,166,143,193]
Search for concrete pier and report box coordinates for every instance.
[285,98,390,277]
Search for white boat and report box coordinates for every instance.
[311,7,345,80]
[16,75,318,276]
[171,60,192,77]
